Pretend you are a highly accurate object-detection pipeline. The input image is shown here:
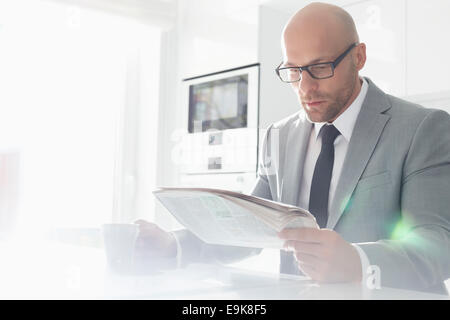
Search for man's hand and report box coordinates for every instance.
[278,228,362,283]
[134,219,177,260]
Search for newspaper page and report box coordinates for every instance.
[153,188,318,249]
[157,187,313,217]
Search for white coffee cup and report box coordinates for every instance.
[101,223,139,273]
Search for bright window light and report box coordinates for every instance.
[0,0,161,236]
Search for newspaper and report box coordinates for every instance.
[153,187,318,249]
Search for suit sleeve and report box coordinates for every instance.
[251,124,275,200]
[357,109,450,292]
[172,126,275,267]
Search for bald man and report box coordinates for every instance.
[136,3,450,294]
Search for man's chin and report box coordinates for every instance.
[303,106,340,123]
[304,110,329,123]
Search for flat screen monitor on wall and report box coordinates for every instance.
[188,75,248,133]
[185,64,259,134]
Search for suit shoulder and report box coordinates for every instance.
[270,111,303,130]
[386,94,450,124]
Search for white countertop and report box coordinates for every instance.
[0,240,447,300]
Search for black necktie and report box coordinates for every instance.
[309,124,341,228]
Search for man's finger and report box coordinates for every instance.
[296,261,318,279]
[134,219,148,226]
[279,228,324,243]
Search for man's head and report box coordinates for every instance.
[280,2,366,123]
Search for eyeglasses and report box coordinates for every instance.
[275,43,358,83]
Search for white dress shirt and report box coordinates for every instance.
[298,77,370,282]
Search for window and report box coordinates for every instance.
[0,0,161,235]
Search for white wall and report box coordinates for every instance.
[346,0,407,97]
[406,0,450,97]
[47,0,177,28]
[257,6,299,130]
[177,0,259,79]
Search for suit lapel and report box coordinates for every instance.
[280,111,312,206]
[327,78,392,229]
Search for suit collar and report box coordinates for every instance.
[359,77,392,114]
[327,77,392,229]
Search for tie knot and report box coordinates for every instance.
[320,125,341,146]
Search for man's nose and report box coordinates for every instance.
[298,70,319,96]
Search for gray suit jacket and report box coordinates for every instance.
[174,78,450,294]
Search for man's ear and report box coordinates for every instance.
[354,43,367,71]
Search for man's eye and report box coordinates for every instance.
[311,65,328,70]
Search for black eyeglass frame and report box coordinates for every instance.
[275,42,358,83]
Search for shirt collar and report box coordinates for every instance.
[311,77,368,142]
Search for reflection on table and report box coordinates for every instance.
[0,239,447,300]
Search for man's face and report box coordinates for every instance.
[282,33,360,123]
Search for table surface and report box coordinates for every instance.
[0,239,448,300]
